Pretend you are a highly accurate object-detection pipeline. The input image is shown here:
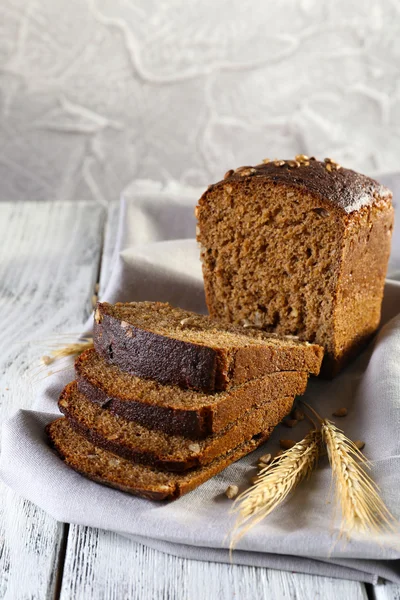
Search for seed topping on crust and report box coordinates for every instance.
[324,157,341,171]
[224,156,341,179]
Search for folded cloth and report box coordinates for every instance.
[1,175,400,584]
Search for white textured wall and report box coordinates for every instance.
[1,0,399,203]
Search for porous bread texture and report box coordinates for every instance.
[93,301,323,392]
[196,160,394,376]
[58,381,293,471]
[76,349,307,438]
[47,418,271,500]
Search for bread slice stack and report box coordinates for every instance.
[47,302,323,500]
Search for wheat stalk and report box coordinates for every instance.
[41,337,94,365]
[321,419,394,537]
[229,429,321,549]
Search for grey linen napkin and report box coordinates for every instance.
[1,175,400,584]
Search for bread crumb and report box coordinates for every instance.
[225,484,239,499]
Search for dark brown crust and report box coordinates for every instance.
[58,382,293,472]
[76,372,209,438]
[46,418,271,500]
[46,422,170,501]
[65,415,198,471]
[75,352,307,438]
[93,303,322,392]
[209,160,391,214]
[72,468,170,501]
[93,311,220,393]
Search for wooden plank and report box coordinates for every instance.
[372,583,400,599]
[0,201,104,600]
[60,527,368,600]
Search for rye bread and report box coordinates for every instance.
[58,381,293,471]
[75,349,308,438]
[196,158,393,376]
[47,418,271,500]
[93,301,323,392]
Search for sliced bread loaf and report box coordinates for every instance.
[47,418,270,500]
[76,349,307,438]
[93,301,323,392]
[58,381,293,471]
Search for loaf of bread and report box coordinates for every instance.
[196,157,394,375]
[76,349,307,438]
[47,418,271,500]
[59,381,293,472]
[93,301,323,391]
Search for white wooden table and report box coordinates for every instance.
[0,201,398,600]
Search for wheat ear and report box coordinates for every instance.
[41,337,94,365]
[321,419,395,536]
[229,429,321,549]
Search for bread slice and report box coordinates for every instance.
[58,381,293,471]
[93,301,323,392]
[196,158,393,376]
[76,349,307,438]
[47,418,271,500]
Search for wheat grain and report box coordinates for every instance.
[321,419,394,536]
[229,429,321,549]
